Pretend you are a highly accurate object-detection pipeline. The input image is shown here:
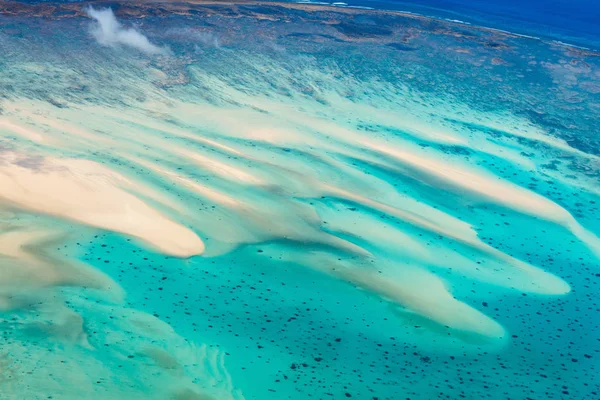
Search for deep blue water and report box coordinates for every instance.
[328,0,600,49]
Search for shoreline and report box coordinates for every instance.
[0,0,598,56]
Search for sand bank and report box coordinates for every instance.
[0,151,204,257]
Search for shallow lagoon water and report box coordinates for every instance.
[0,3,599,399]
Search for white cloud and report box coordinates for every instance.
[86,7,167,55]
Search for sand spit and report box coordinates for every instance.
[336,266,506,338]
[272,248,505,338]
[362,141,600,257]
[0,151,204,257]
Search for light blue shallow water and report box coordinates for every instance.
[0,3,599,400]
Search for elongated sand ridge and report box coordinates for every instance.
[0,151,205,257]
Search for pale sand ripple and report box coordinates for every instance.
[1,290,245,400]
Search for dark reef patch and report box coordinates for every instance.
[332,21,393,38]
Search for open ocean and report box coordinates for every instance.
[295,0,600,49]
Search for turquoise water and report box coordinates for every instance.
[1,4,599,399]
